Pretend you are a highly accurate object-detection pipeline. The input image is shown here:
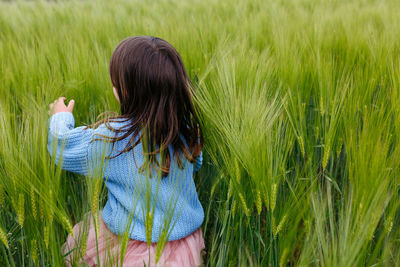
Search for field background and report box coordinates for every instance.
[1,0,400,266]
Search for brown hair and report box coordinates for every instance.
[90,36,203,178]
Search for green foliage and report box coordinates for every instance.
[1,0,400,266]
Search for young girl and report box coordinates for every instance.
[48,36,205,266]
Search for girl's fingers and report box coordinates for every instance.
[48,97,74,115]
[67,99,75,112]
[57,97,66,106]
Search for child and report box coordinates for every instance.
[47,36,205,266]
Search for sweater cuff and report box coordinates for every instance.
[49,112,75,129]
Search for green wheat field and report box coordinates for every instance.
[1,0,400,266]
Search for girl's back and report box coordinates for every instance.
[89,118,204,242]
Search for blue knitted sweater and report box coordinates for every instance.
[47,112,204,242]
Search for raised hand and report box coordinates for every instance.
[48,97,75,115]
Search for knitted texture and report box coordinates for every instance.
[47,112,204,242]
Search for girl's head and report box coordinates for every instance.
[104,36,203,177]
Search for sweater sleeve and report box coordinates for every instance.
[194,151,203,172]
[47,112,94,176]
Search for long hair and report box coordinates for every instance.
[90,36,203,178]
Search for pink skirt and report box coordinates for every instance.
[62,211,205,267]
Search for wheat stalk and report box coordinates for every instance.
[0,226,8,249]
[91,178,102,217]
[270,183,277,213]
[39,199,44,221]
[298,135,305,157]
[91,178,102,241]
[322,144,331,170]
[238,192,250,217]
[155,228,168,263]
[17,193,25,228]
[61,214,74,237]
[31,239,38,265]
[274,215,287,237]
[385,216,393,235]
[30,185,37,220]
[0,185,4,206]
[256,189,262,215]
[80,231,88,257]
[48,190,53,224]
[43,226,49,249]
[145,211,153,246]
[279,248,289,267]
[232,199,237,218]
